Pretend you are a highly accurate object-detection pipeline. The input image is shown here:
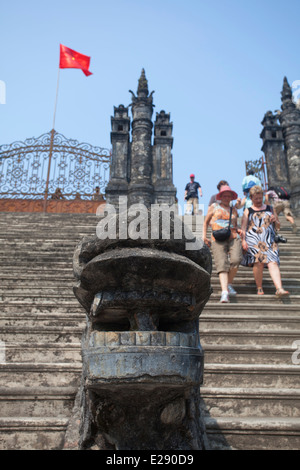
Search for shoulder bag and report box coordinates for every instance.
[212,205,233,242]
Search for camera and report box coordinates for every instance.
[274,235,287,243]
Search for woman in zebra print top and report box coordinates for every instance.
[241,185,289,297]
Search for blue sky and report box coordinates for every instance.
[1,0,300,211]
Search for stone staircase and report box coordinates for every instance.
[200,217,300,450]
[0,211,299,449]
[0,212,90,450]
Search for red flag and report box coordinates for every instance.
[59,44,92,76]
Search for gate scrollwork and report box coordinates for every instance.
[0,130,111,200]
[245,155,268,191]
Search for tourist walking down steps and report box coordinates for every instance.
[184,173,202,215]
[240,185,289,297]
[203,185,243,303]
[265,186,297,234]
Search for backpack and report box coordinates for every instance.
[243,180,257,194]
[269,186,290,200]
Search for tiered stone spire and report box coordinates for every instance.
[260,110,288,189]
[106,70,176,208]
[279,76,300,214]
[137,68,149,97]
[128,69,155,207]
[281,76,293,108]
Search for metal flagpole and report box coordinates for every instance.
[52,67,60,130]
[43,68,60,212]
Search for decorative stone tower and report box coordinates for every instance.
[105,105,131,205]
[106,69,177,208]
[278,77,300,214]
[153,110,177,205]
[261,77,300,215]
[260,110,289,189]
[128,69,155,208]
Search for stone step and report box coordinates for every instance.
[0,271,293,284]
[0,287,75,296]
[210,286,300,296]
[1,302,299,318]
[0,259,76,265]
[203,344,298,365]
[200,314,300,330]
[0,417,69,450]
[0,232,94,239]
[0,268,74,275]
[203,363,300,388]
[3,247,300,256]
[210,279,300,290]
[1,273,299,285]
[0,236,86,242]
[208,293,300,304]
[0,275,74,282]
[200,329,300,346]
[0,304,84,314]
[0,245,79,252]
[0,298,82,307]
[0,218,98,225]
[0,342,82,363]
[0,222,96,229]
[0,229,298,239]
[0,387,76,418]
[0,313,84,328]
[0,363,82,389]
[1,301,299,316]
[0,310,298,334]
[212,271,300,279]
[0,326,83,343]
[203,302,300,313]
[4,340,293,367]
[201,387,300,418]
[7,286,299,299]
[0,343,296,367]
[1,295,300,308]
[204,416,300,450]
[3,254,300,265]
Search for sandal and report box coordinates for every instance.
[275,288,290,297]
[257,288,264,295]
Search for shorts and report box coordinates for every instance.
[211,237,243,274]
[186,197,198,215]
[274,200,294,218]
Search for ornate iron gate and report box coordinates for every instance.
[0,130,111,206]
[245,155,268,191]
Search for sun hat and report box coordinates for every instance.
[216,185,238,201]
[190,173,195,178]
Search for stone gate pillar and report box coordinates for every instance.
[279,77,300,214]
[128,69,154,208]
[260,110,289,190]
